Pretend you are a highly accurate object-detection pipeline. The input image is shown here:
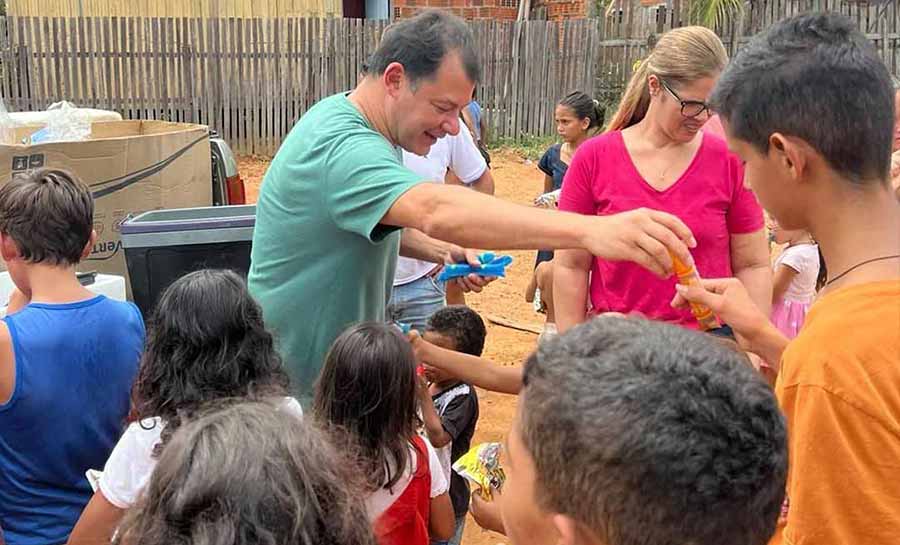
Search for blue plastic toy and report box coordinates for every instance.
[437,252,514,282]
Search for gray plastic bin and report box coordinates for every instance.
[121,205,255,316]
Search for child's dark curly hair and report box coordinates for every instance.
[426,305,487,356]
[129,269,290,457]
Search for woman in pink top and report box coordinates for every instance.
[554,26,771,331]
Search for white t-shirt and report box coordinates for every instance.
[98,397,303,508]
[365,439,450,522]
[775,243,820,303]
[394,126,488,286]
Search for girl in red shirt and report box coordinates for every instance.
[313,323,455,545]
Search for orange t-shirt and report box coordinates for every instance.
[770,280,900,545]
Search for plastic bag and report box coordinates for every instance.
[30,101,91,144]
[534,188,561,208]
[451,442,505,499]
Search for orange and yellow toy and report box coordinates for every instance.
[669,251,720,331]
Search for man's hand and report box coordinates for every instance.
[444,245,496,294]
[470,488,506,534]
[585,208,697,278]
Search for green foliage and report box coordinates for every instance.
[488,135,558,162]
[690,0,744,30]
[592,0,614,17]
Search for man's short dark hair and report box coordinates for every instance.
[426,305,486,356]
[366,10,481,87]
[711,12,893,185]
[0,168,94,265]
[521,318,787,545]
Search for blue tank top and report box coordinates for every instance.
[0,296,144,545]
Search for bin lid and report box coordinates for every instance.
[120,205,256,235]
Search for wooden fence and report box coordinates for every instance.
[0,16,601,155]
[594,0,900,106]
[6,0,342,19]
[0,5,897,154]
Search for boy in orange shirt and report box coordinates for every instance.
[675,12,900,545]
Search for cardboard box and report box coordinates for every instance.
[0,120,212,293]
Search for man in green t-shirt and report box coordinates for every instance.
[249,10,697,402]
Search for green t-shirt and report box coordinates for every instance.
[248,93,423,402]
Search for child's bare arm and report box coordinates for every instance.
[525,272,538,303]
[66,490,125,545]
[411,333,522,395]
[542,174,554,194]
[417,377,452,448]
[772,263,799,306]
[429,492,456,540]
[553,248,591,333]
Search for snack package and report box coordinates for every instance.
[534,189,561,208]
[452,442,506,499]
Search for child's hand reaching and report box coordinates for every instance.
[416,372,431,401]
[671,277,790,365]
[407,330,429,365]
[670,277,767,348]
[470,487,506,534]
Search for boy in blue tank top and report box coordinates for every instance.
[0,169,145,545]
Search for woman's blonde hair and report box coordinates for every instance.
[606,26,728,132]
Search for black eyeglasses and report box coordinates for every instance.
[660,79,711,119]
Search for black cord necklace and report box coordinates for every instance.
[825,254,900,287]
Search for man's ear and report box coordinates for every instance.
[80,230,98,260]
[382,61,407,98]
[769,132,810,184]
[552,514,603,545]
[0,233,21,263]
